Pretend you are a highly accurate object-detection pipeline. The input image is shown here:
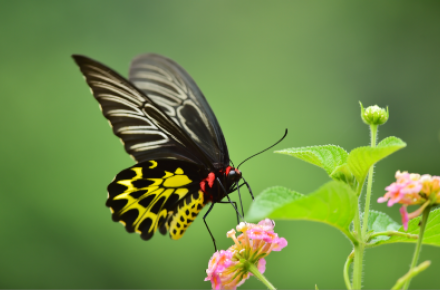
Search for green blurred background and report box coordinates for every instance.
[1,1,440,289]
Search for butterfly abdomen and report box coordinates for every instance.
[163,190,205,240]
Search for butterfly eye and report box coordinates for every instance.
[227,168,242,182]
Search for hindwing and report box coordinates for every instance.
[107,159,207,240]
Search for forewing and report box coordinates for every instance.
[129,54,229,165]
[72,55,212,167]
[107,159,207,240]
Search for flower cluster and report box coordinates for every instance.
[205,219,287,289]
[378,171,440,230]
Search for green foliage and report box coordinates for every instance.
[330,163,357,189]
[378,208,440,247]
[275,145,348,175]
[347,137,406,186]
[367,210,400,231]
[274,138,405,191]
[247,181,357,241]
[365,211,400,243]
[245,186,303,221]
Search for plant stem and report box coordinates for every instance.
[403,206,431,290]
[352,124,377,289]
[392,261,431,290]
[343,251,354,289]
[368,231,418,241]
[361,124,378,238]
[246,261,276,290]
[352,195,364,290]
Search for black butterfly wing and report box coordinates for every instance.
[72,55,213,168]
[128,54,229,166]
[107,159,207,241]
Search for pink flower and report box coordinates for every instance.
[205,219,287,289]
[272,237,288,251]
[400,206,409,231]
[257,258,266,273]
[378,171,440,231]
[205,250,235,284]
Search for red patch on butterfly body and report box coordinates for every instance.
[207,172,215,188]
[200,172,216,195]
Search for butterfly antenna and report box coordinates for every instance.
[237,129,288,169]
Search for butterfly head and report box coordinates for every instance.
[225,166,242,183]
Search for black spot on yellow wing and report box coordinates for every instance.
[164,190,205,240]
[107,159,202,240]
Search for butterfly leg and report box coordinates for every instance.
[232,182,246,192]
[242,176,254,200]
[226,194,244,222]
[203,202,217,252]
[217,177,244,221]
[236,181,245,220]
[218,201,240,224]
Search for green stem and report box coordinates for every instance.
[368,231,418,241]
[343,251,354,289]
[352,124,378,289]
[392,261,431,290]
[246,261,276,290]
[352,193,364,290]
[361,124,377,238]
[403,206,431,290]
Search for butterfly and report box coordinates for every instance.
[72,54,286,250]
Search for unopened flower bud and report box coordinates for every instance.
[360,102,389,125]
[227,229,236,238]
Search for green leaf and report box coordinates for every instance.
[378,208,440,247]
[365,211,400,244]
[246,186,304,222]
[248,181,357,241]
[275,145,349,175]
[347,136,406,185]
[330,163,357,188]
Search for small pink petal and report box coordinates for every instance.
[386,190,404,206]
[247,228,274,242]
[387,198,398,207]
[258,219,275,231]
[377,196,388,203]
[257,258,266,274]
[385,183,401,192]
[262,231,278,243]
[396,171,408,180]
[205,250,235,281]
[400,206,409,231]
[401,181,422,195]
[211,273,222,290]
[272,237,288,251]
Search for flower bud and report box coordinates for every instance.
[360,102,389,125]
